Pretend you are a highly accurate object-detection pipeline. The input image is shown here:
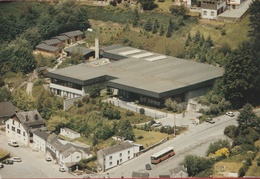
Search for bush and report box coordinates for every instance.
[82,96,90,103]
[221,29,226,36]
[224,125,236,138]
[126,110,134,116]
[137,135,144,139]
[256,157,260,166]
[139,108,145,115]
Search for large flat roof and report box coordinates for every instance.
[47,46,224,98]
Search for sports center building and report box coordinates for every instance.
[47,44,224,107]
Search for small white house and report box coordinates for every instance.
[33,129,49,153]
[60,127,81,139]
[97,141,140,172]
[46,133,92,168]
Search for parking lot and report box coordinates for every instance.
[0,130,74,178]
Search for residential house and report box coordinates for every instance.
[201,0,226,19]
[170,166,188,178]
[227,0,246,9]
[0,101,16,125]
[52,35,70,46]
[36,44,60,58]
[97,141,141,172]
[60,127,81,139]
[64,46,95,60]
[33,129,49,153]
[46,133,92,169]
[60,30,83,44]
[5,110,46,146]
[42,39,63,49]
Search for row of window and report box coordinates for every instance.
[109,151,131,160]
[8,124,26,136]
[203,10,215,16]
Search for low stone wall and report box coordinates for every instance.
[63,96,83,111]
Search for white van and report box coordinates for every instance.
[8,139,19,147]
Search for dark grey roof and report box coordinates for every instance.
[99,141,134,155]
[64,46,94,56]
[33,129,49,140]
[36,44,59,52]
[101,51,127,61]
[60,30,83,37]
[0,101,16,118]
[52,35,69,41]
[60,143,79,158]
[101,44,124,51]
[42,39,61,46]
[132,171,149,178]
[15,110,46,131]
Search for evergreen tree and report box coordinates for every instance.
[159,24,164,36]
[152,19,159,34]
[144,19,153,32]
[132,8,140,27]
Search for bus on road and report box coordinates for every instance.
[151,147,175,164]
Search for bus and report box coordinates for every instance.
[150,147,175,164]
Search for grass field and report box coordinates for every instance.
[134,129,171,148]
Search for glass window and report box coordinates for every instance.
[119,153,122,157]
[7,124,9,129]
[211,11,214,16]
[109,156,112,160]
[109,162,112,166]
[17,129,21,134]
[12,126,15,131]
[203,11,207,15]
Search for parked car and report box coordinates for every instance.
[12,157,22,162]
[145,163,152,170]
[226,111,235,117]
[59,167,66,172]
[2,159,13,165]
[45,156,52,162]
[152,121,162,127]
[8,139,19,147]
[0,162,4,168]
[205,118,215,124]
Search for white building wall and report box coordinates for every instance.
[60,151,82,165]
[201,9,218,19]
[50,83,84,97]
[5,119,29,146]
[33,135,46,153]
[104,147,135,171]
[60,128,81,139]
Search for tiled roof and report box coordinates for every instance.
[36,44,59,52]
[33,129,49,140]
[99,141,134,156]
[15,110,46,131]
[64,46,94,56]
[60,30,83,37]
[0,101,16,118]
[42,39,61,46]
[52,35,69,41]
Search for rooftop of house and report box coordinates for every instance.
[64,46,94,56]
[52,35,69,41]
[98,141,134,156]
[33,129,49,141]
[36,44,59,52]
[60,30,83,38]
[0,101,16,119]
[42,39,62,46]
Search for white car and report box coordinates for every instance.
[59,167,66,172]
[12,157,22,162]
[45,156,52,162]
[226,111,235,117]
[8,139,19,147]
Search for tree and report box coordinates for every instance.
[117,120,135,141]
[223,41,259,108]
[46,115,69,132]
[206,139,231,156]
[88,84,102,98]
[152,19,159,34]
[169,5,188,18]
[237,103,258,126]
[166,18,174,38]
[224,125,236,138]
[137,0,157,10]
[132,8,140,27]
[144,19,153,32]
[159,24,164,36]
[182,155,213,177]
[12,90,35,111]
[0,87,12,102]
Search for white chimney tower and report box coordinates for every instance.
[95,37,99,60]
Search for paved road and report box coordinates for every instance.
[0,131,73,179]
[89,113,238,178]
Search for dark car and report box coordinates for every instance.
[2,159,14,165]
[145,163,152,170]
[0,162,4,168]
